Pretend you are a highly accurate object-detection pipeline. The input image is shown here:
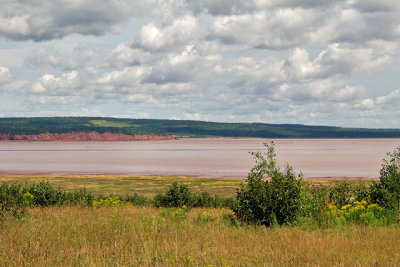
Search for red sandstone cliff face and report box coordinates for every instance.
[0,132,178,141]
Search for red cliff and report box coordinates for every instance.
[0,132,178,141]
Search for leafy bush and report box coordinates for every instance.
[302,185,329,228]
[66,188,95,206]
[328,182,354,208]
[22,181,67,206]
[193,191,235,208]
[0,183,25,220]
[327,200,397,226]
[234,142,305,226]
[154,181,234,208]
[154,181,194,208]
[119,193,151,206]
[371,146,400,212]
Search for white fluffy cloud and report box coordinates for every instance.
[376,90,400,106]
[211,9,321,49]
[32,71,81,95]
[284,45,390,81]
[135,16,199,52]
[0,67,13,85]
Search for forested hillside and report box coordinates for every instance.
[1,117,400,138]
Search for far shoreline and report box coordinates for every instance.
[0,172,377,180]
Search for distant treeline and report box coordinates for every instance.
[1,117,400,138]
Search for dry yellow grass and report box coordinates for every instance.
[1,206,399,266]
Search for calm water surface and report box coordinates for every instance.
[1,138,399,178]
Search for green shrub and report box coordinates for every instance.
[22,181,67,206]
[233,142,305,226]
[372,146,400,212]
[120,193,151,206]
[327,201,398,226]
[193,191,235,208]
[66,188,95,206]
[0,183,25,220]
[368,182,397,210]
[302,185,329,228]
[328,182,354,208]
[154,181,194,208]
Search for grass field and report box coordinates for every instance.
[0,175,373,198]
[1,206,399,266]
[0,175,396,266]
[89,119,132,128]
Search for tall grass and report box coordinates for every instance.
[1,206,399,266]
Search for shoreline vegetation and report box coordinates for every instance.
[2,117,400,138]
[1,143,399,265]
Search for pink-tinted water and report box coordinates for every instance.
[0,138,399,178]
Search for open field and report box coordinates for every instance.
[1,206,399,266]
[0,175,373,197]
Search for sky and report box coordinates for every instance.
[0,0,399,128]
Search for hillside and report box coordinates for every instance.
[1,117,400,139]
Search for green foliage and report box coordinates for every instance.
[0,183,25,220]
[234,142,305,226]
[92,196,123,208]
[119,193,151,206]
[22,181,67,206]
[302,185,329,228]
[327,201,398,226]
[368,182,397,210]
[153,181,234,208]
[328,182,354,208]
[193,191,235,208]
[154,181,194,208]
[377,146,400,210]
[67,188,95,206]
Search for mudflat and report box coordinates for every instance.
[0,138,399,178]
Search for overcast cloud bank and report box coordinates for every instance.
[0,0,399,127]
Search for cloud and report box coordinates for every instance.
[253,0,342,9]
[211,9,323,49]
[215,56,285,84]
[2,0,400,128]
[24,45,99,70]
[0,0,150,41]
[135,16,199,52]
[0,67,13,85]
[186,0,254,15]
[376,90,400,105]
[31,71,81,95]
[353,0,400,13]
[284,45,391,81]
[102,43,151,68]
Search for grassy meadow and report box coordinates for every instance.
[1,205,400,266]
[0,174,397,265]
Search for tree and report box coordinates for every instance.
[234,142,305,226]
[379,146,400,216]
